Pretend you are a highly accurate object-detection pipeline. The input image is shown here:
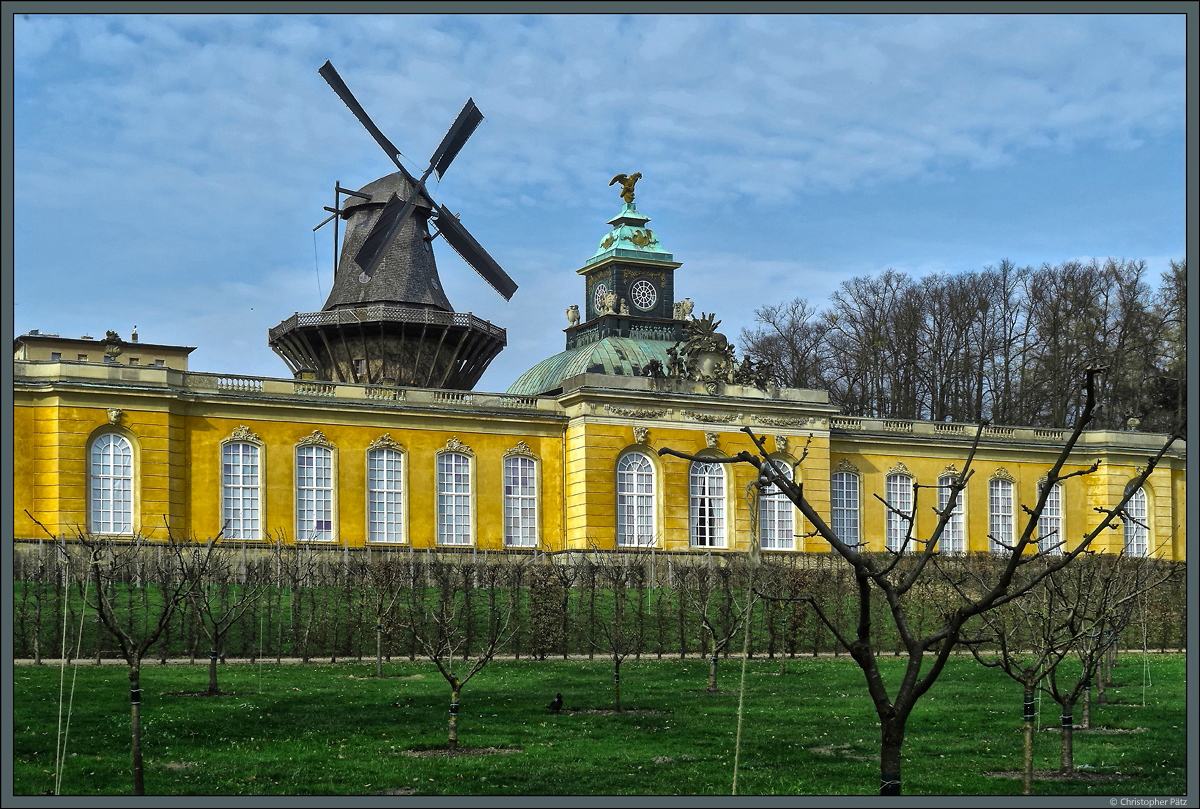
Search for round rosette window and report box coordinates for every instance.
[630,279,658,311]
[593,282,610,313]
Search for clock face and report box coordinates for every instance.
[593,282,609,313]
[630,279,657,311]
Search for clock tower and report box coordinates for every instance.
[508,174,694,396]
[568,175,684,349]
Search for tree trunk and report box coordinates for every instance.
[1059,701,1075,774]
[1022,687,1036,795]
[130,664,145,796]
[878,715,906,795]
[1082,680,1091,729]
[448,679,460,752]
[375,616,384,679]
[207,647,219,695]
[614,659,622,712]
[708,652,719,692]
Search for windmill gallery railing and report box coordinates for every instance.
[268,305,507,344]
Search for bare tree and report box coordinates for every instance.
[1040,552,1180,774]
[658,369,1181,795]
[66,533,214,795]
[585,545,649,711]
[678,556,756,692]
[967,557,1080,795]
[738,297,828,390]
[187,544,268,695]
[398,552,515,751]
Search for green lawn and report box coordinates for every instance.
[11,654,1186,796]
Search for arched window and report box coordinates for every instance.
[617,452,655,547]
[503,454,538,547]
[437,451,473,546]
[367,447,404,543]
[937,475,965,554]
[296,444,334,541]
[885,474,913,552]
[830,470,860,548]
[689,461,726,548]
[90,433,133,534]
[1037,481,1063,555]
[1123,485,1148,557]
[989,477,1015,554]
[222,442,261,540]
[759,461,794,550]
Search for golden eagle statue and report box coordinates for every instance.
[609,172,642,204]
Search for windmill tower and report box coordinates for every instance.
[269,62,517,390]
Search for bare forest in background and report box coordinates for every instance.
[741,258,1186,432]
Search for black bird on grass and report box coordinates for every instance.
[547,692,563,713]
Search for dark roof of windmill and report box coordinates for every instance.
[340,171,433,216]
[322,172,452,313]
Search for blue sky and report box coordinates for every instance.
[11,12,1188,392]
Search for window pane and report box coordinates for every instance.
[437,452,472,545]
[690,461,726,548]
[937,475,964,554]
[222,442,261,540]
[296,445,334,541]
[1123,486,1147,557]
[504,456,537,547]
[830,471,859,549]
[1037,482,1062,554]
[368,448,404,543]
[885,474,913,553]
[617,453,655,547]
[760,462,794,550]
[90,434,133,534]
[989,478,1014,554]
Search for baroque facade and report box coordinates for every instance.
[12,183,1186,560]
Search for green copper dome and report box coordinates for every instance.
[507,336,675,395]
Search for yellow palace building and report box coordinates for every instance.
[11,180,1186,560]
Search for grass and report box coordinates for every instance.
[11,653,1186,796]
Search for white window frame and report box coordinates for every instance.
[989,477,1015,554]
[885,473,913,553]
[937,475,965,555]
[689,460,727,548]
[617,451,656,547]
[437,451,474,546]
[1123,485,1148,558]
[367,446,405,544]
[221,440,263,540]
[295,443,336,542]
[1037,481,1063,555]
[90,433,134,535]
[759,460,795,550]
[503,452,539,548]
[831,470,860,549]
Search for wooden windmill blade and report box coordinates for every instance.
[319,61,516,298]
[432,206,518,301]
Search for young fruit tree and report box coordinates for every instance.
[584,543,649,711]
[397,552,516,751]
[66,532,215,795]
[187,543,268,695]
[658,369,1181,796]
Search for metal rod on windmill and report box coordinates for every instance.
[317,61,517,300]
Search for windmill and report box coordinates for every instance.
[269,62,518,390]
